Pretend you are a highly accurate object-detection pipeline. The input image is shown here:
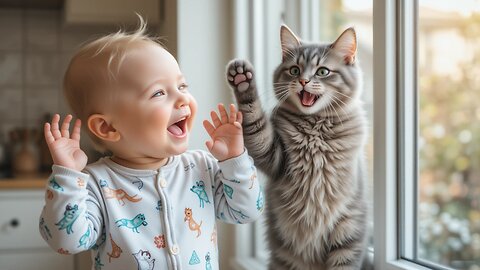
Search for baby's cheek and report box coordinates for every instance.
[148,108,170,128]
[188,97,198,129]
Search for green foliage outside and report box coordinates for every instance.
[418,14,480,270]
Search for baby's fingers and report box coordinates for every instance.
[218,103,229,124]
[210,111,222,128]
[229,104,237,123]
[44,123,55,145]
[236,111,243,125]
[203,120,216,138]
[50,114,62,140]
[71,119,82,141]
[60,114,73,138]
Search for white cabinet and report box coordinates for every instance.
[0,189,75,270]
[63,0,160,26]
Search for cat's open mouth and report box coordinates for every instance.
[298,90,319,107]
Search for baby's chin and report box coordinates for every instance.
[169,138,190,156]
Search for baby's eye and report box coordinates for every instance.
[178,83,189,91]
[151,90,165,98]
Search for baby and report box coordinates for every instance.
[39,22,263,270]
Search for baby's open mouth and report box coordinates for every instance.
[167,117,188,138]
[298,90,319,107]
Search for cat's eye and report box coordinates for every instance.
[151,90,166,98]
[289,66,301,76]
[316,67,330,77]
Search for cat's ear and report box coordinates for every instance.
[331,27,357,65]
[280,24,300,60]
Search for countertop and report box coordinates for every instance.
[0,175,48,190]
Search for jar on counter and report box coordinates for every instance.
[11,128,40,178]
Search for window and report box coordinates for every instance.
[414,0,480,269]
[378,0,480,270]
[233,0,479,269]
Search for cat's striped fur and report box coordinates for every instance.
[226,25,369,270]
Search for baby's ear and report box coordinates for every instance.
[87,114,121,142]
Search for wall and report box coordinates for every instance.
[0,8,118,269]
[0,9,121,163]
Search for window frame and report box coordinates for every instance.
[372,0,427,269]
[374,0,455,269]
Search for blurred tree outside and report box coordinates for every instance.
[418,13,480,270]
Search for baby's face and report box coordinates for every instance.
[110,42,197,159]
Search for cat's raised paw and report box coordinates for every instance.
[226,60,254,92]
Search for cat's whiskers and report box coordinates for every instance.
[273,87,290,104]
[271,89,290,120]
[323,100,333,118]
[331,94,349,115]
[333,90,353,101]
[329,96,345,128]
[254,84,286,103]
[327,101,344,128]
[272,85,290,97]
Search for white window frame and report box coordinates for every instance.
[374,0,454,269]
[231,0,448,269]
[373,0,429,269]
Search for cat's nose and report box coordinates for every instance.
[299,79,310,86]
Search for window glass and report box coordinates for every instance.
[418,1,480,269]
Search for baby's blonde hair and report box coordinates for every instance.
[63,17,163,152]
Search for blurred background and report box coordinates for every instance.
[417,1,480,268]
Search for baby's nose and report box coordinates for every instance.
[175,92,190,108]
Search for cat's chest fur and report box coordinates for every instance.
[276,110,364,181]
[268,109,365,255]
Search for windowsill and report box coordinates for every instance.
[387,260,437,270]
[232,255,440,270]
[230,257,267,270]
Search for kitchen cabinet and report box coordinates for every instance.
[0,188,75,270]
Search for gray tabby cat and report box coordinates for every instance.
[226,25,368,270]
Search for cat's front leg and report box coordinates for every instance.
[226,59,285,177]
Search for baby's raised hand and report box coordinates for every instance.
[44,114,88,171]
[203,104,244,161]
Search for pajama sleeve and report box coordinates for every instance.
[209,150,264,224]
[39,165,103,254]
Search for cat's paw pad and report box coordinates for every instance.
[226,60,254,92]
